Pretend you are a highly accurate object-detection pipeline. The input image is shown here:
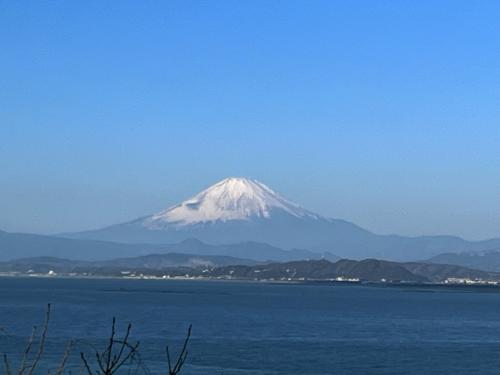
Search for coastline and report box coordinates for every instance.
[2,272,500,292]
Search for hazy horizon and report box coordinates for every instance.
[2,1,500,240]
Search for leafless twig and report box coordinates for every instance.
[3,353,12,375]
[54,340,75,375]
[2,306,193,375]
[80,318,140,375]
[166,325,192,375]
[27,303,51,375]
[18,326,37,374]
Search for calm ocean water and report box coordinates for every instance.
[1,277,500,374]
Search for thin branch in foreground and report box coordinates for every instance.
[2,306,193,375]
[166,325,192,375]
[80,318,141,375]
[54,340,75,375]
[80,352,93,375]
[27,303,51,375]
[18,326,37,374]
[3,353,12,375]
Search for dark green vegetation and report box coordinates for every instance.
[210,259,500,283]
[2,255,500,283]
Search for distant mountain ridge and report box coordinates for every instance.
[0,253,258,274]
[210,259,427,283]
[211,259,500,283]
[2,256,499,284]
[0,229,158,261]
[62,177,500,261]
[427,249,500,272]
[0,230,337,262]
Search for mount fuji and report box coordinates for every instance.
[143,177,321,227]
[64,177,500,261]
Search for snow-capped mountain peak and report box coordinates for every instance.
[143,177,319,228]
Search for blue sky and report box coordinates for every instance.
[1,1,500,239]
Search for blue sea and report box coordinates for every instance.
[1,277,500,374]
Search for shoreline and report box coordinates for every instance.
[2,272,500,291]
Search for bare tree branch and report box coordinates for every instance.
[166,325,192,375]
[18,326,37,374]
[2,306,193,375]
[54,340,74,375]
[80,318,141,375]
[110,323,131,368]
[80,352,93,375]
[3,353,12,375]
[105,318,117,371]
[27,303,51,375]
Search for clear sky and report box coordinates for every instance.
[1,1,500,240]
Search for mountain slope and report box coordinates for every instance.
[3,255,500,283]
[0,230,334,262]
[0,253,258,274]
[146,177,320,227]
[426,250,500,272]
[403,261,500,282]
[0,230,159,261]
[63,177,500,261]
[210,259,428,282]
[211,259,500,283]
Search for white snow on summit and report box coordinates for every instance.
[142,177,320,228]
